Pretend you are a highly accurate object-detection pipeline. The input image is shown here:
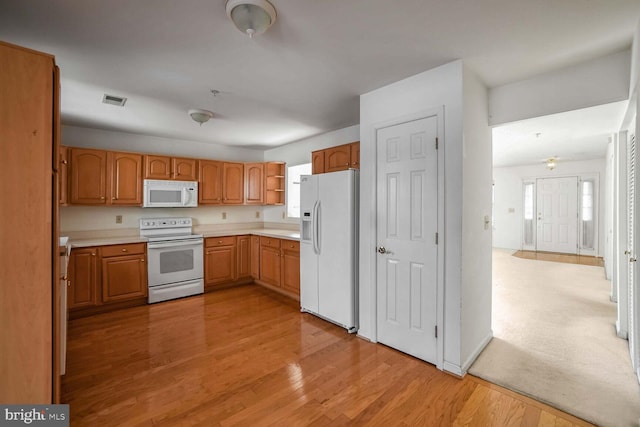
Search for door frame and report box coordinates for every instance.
[368,107,445,370]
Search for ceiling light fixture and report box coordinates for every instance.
[188,109,214,126]
[545,157,557,170]
[226,0,277,38]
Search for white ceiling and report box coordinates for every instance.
[0,1,639,150]
[492,101,628,167]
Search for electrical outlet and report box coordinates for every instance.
[282,211,285,219]
[222,212,227,220]
[255,211,260,218]
[115,215,122,224]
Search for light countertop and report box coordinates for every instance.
[68,228,299,248]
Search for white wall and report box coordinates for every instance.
[62,125,264,162]
[460,66,493,371]
[490,50,631,126]
[360,60,492,375]
[492,158,607,255]
[262,125,359,225]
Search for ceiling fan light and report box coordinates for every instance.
[226,0,277,38]
[188,109,214,125]
[545,158,557,170]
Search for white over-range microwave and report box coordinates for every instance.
[143,179,198,208]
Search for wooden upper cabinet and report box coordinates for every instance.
[144,155,171,180]
[70,148,108,205]
[244,163,265,205]
[350,142,360,169]
[223,162,244,204]
[110,152,142,205]
[312,150,325,174]
[198,160,223,204]
[59,145,69,205]
[172,157,198,181]
[324,144,352,173]
[312,141,360,174]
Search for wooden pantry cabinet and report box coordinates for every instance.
[68,243,148,318]
[312,141,360,174]
[144,155,198,181]
[69,148,143,205]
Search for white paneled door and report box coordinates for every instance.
[376,116,438,364]
[536,177,579,254]
[627,132,638,376]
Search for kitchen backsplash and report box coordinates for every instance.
[60,205,282,233]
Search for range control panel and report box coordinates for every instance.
[140,217,193,230]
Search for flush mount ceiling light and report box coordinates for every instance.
[545,157,557,170]
[188,109,214,126]
[226,0,277,38]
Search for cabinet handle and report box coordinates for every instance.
[140,259,145,262]
[61,160,68,165]
[91,253,96,256]
[100,196,105,200]
[218,240,223,244]
[122,248,127,252]
[112,197,116,200]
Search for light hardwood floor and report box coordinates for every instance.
[512,250,604,267]
[62,285,593,426]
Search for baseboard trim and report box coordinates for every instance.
[462,331,494,374]
[443,361,463,377]
[615,321,628,339]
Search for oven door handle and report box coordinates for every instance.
[147,239,203,249]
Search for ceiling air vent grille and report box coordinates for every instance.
[102,94,127,107]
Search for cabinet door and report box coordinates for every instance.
[223,162,244,204]
[324,144,351,173]
[70,148,108,204]
[101,254,147,303]
[251,236,260,279]
[260,245,281,287]
[281,240,300,296]
[172,157,198,181]
[59,145,69,205]
[199,160,223,204]
[68,248,99,309]
[244,163,265,205]
[144,155,171,179]
[205,245,236,287]
[237,235,251,279]
[350,142,360,169]
[312,150,325,174]
[110,152,142,205]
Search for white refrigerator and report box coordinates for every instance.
[300,169,358,333]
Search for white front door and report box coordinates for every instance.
[376,116,438,364]
[536,177,578,254]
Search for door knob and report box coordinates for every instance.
[377,246,387,254]
[631,257,637,263]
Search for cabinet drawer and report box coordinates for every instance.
[281,240,300,252]
[260,236,281,249]
[206,236,236,247]
[100,243,146,257]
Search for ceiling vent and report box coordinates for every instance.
[102,94,127,107]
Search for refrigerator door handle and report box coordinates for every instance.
[313,200,320,254]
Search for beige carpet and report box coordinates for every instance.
[469,249,640,427]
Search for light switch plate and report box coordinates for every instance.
[222,212,227,220]
[115,215,122,224]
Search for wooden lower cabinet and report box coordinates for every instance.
[257,237,300,297]
[68,247,99,309]
[281,240,300,296]
[68,243,148,318]
[259,237,281,287]
[205,237,236,289]
[250,236,260,279]
[237,235,251,279]
[101,243,147,303]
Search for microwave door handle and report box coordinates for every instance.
[182,187,191,206]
